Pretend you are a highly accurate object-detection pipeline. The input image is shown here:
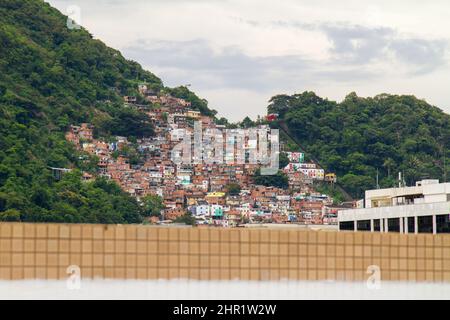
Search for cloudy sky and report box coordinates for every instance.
[49,0,450,121]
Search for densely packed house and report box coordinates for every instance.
[65,89,340,226]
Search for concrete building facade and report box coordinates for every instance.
[339,180,450,234]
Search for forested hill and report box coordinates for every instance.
[0,0,214,223]
[269,92,450,198]
[1,0,448,223]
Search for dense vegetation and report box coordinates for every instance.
[0,0,170,223]
[164,86,217,117]
[0,171,143,223]
[253,169,289,189]
[1,0,448,222]
[269,91,450,198]
[141,194,164,218]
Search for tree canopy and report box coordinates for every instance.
[270,91,450,198]
[0,0,164,222]
[253,169,289,189]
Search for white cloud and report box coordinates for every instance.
[48,0,450,120]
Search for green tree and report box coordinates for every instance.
[273,91,450,197]
[0,209,21,221]
[165,86,217,117]
[240,116,255,128]
[383,158,396,178]
[0,0,221,224]
[100,108,154,138]
[253,169,289,189]
[225,183,241,195]
[279,152,290,169]
[174,213,196,226]
[142,194,164,217]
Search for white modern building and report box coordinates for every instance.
[338,180,450,234]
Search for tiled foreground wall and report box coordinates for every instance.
[0,222,450,282]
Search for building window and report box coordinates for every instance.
[388,218,400,233]
[357,220,371,231]
[373,219,381,232]
[339,221,354,231]
[436,215,450,233]
[418,216,433,233]
[407,217,415,233]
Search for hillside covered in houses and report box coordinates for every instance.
[0,0,448,227]
[0,0,216,223]
[65,85,342,227]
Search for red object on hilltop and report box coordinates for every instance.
[266,114,278,121]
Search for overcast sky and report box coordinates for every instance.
[49,0,450,121]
